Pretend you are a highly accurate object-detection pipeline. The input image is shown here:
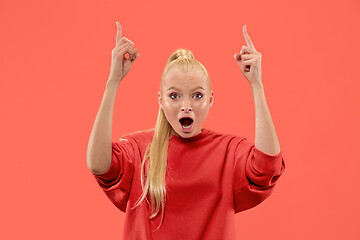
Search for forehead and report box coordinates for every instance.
[164,69,206,87]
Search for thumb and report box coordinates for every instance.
[135,48,140,60]
[131,49,139,62]
[234,53,241,61]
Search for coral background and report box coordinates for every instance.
[1,0,359,239]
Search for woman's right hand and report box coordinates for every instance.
[108,22,139,83]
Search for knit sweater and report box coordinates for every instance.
[92,128,285,239]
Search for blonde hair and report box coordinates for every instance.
[129,48,211,231]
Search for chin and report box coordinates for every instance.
[171,126,195,138]
[180,127,198,137]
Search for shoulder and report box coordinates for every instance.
[202,129,248,152]
[118,128,155,146]
[205,129,253,157]
[206,128,246,143]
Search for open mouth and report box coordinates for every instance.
[179,117,194,128]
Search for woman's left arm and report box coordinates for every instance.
[234,25,281,156]
[251,83,281,156]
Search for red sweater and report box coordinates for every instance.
[92,128,285,239]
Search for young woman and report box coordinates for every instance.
[87,22,285,239]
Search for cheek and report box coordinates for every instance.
[194,101,209,110]
[162,101,180,115]
[193,102,210,118]
[164,100,178,108]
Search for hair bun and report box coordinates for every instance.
[168,48,195,63]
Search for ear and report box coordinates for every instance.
[209,91,214,107]
[158,91,163,109]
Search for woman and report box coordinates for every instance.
[87,22,285,239]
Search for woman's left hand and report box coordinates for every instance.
[234,25,262,86]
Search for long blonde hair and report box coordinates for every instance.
[129,48,211,231]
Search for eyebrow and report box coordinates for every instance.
[167,86,205,92]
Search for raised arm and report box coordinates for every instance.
[234,25,280,155]
[87,80,119,174]
[86,22,139,174]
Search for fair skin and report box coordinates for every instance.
[233,25,281,155]
[158,69,214,138]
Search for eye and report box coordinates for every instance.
[169,93,179,99]
[194,93,203,99]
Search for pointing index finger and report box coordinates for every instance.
[115,22,122,47]
[243,25,256,50]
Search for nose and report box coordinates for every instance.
[181,106,192,112]
[181,100,192,112]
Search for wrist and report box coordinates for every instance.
[106,78,121,89]
[107,77,121,85]
[250,82,263,90]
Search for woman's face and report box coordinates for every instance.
[158,68,214,138]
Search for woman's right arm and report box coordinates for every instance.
[86,22,139,174]
[87,79,119,174]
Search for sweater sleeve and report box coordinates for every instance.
[232,137,285,214]
[92,136,135,213]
